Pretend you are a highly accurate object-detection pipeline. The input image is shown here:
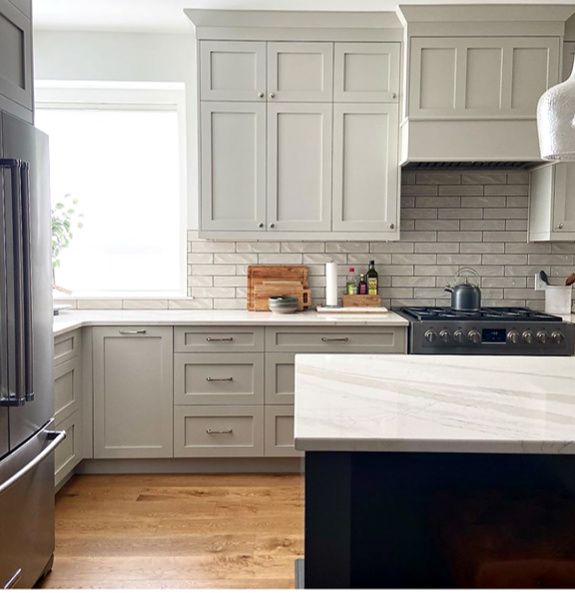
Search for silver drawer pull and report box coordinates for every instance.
[206,376,234,382]
[119,329,147,335]
[206,428,233,435]
[206,337,234,342]
[321,337,350,343]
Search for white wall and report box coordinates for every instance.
[34,30,199,228]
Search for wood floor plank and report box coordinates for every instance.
[42,474,304,589]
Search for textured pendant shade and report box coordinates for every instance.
[537,61,575,161]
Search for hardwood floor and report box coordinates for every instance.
[42,474,304,589]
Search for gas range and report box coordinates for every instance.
[398,306,575,355]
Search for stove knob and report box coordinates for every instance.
[424,330,438,344]
[453,329,465,344]
[507,330,520,344]
[551,331,565,345]
[522,330,534,345]
[467,330,481,344]
[536,331,548,344]
[439,330,450,343]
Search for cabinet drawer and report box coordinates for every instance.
[54,357,81,422]
[265,353,295,404]
[174,405,264,457]
[55,410,82,488]
[265,327,406,353]
[54,330,81,366]
[264,405,302,458]
[175,327,264,352]
[174,353,264,405]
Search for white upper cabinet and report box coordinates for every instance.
[529,163,575,242]
[200,41,266,101]
[333,103,398,232]
[267,42,333,102]
[334,42,400,102]
[267,102,332,231]
[201,102,266,231]
[409,37,560,119]
[564,42,575,80]
[0,0,33,122]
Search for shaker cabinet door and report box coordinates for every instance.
[200,41,267,102]
[552,163,575,235]
[267,42,333,102]
[332,103,399,232]
[93,327,173,459]
[334,42,400,102]
[0,0,33,120]
[267,102,332,231]
[201,102,266,231]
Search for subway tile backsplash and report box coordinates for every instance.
[59,169,575,311]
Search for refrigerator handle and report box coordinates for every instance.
[20,162,33,402]
[0,159,25,407]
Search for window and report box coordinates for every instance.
[35,83,186,296]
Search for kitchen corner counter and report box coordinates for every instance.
[294,353,575,455]
[52,308,409,336]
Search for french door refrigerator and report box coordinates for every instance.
[0,111,64,589]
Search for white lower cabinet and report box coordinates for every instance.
[265,406,301,458]
[54,410,82,488]
[53,330,83,487]
[93,327,174,459]
[174,405,264,457]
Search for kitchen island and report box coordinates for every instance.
[295,354,575,588]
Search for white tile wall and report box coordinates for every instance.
[58,170,575,311]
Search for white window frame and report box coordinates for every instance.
[35,80,188,298]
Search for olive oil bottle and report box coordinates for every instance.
[366,260,378,296]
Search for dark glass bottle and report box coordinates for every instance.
[366,260,378,296]
[358,274,368,295]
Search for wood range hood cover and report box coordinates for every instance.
[397,4,575,166]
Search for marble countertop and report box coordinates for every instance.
[53,308,409,336]
[294,353,575,455]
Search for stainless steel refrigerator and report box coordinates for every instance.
[0,111,64,588]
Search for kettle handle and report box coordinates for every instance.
[444,286,453,294]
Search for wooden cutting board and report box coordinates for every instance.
[247,265,310,311]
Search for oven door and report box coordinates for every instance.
[0,420,65,588]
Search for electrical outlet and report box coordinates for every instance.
[534,273,547,291]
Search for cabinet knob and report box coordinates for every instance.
[258,92,264,98]
[258,222,264,228]
[389,223,395,230]
[557,222,565,230]
[269,92,276,99]
[269,223,276,229]
[392,92,397,99]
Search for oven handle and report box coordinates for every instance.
[0,430,66,495]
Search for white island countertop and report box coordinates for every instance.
[294,353,575,455]
[53,308,409,337]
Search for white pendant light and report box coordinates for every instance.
[537,61,575,161]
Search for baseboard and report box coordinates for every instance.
[77,457,304,474]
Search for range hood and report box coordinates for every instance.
[397,4,575,167]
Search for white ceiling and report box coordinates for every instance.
[34,0,575,33]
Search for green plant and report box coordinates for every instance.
[51,193,83,286]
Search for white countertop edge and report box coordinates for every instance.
[52,309,409,337]
[294,437,575,455]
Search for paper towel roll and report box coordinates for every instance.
[325,261,338,307]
